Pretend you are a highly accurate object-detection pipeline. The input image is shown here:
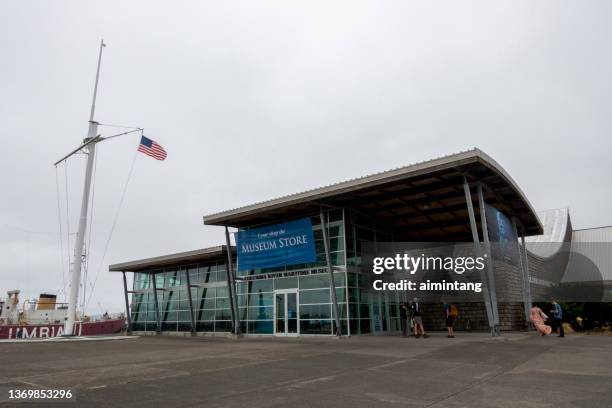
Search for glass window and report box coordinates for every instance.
[162,311,177,322]
[216,286,229,298]
[247,320,272,334]
[360,304,371,319]
[215,321,232,332]
[333,319,349,335]
[195,287,216,310]
[333,272,346,287]
[215,309,232,321]
[299,304,331,319]
[274,277,298,290]
[332,304,347,319]
[348,288,359,303]
[177,310,192,322]
[248,291,273,308]
[216,297,230,310]
[161,322,177,331]
[335,288,346,303]
[359,319,372,334]
[178,322,191,332]
[249,279,274,293]
[300,274,329,289]
[248,306,273,320]
[154,273,164,289]
[300,319,332,335]
[196,321,214,332]
[299,289,330,304]
[197,309,215,321]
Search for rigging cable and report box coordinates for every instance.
[84,132,141,313]
[55,166,67,301]
[64,161,72,277]
[98,123,142,130]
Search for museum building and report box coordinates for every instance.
[110,148,548,336]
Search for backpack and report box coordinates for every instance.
[450,304,459,317]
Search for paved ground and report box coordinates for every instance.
[0,332,610,407]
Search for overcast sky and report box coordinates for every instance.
[1,1,611,314]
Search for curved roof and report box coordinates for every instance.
[203,148,543,240]
[525,208,571,258]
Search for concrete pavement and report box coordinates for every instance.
[1,332,610,407]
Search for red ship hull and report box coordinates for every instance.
[0,318,125,339]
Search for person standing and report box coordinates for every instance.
[411,298,429,338]
[550,299,565,338]
[442,300,456,338]
[400,302,409,337]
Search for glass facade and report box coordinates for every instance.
[130,262,232,333]
[129,208,405,336]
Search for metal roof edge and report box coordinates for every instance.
[202,148,482,225]
[108,245,231,272]
[471,149,543,234]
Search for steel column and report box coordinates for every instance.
[477,182,500,335]
[520,227,533,318]
[224,227,241,336]
[462,178,495,333]
[512,217,532,330]
[320,207,342,336]
[151,272,161,334]
[122,271,132,335]
[184,268,196,333]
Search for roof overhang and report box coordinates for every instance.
[109,245,233,273]
[203,148,543,240]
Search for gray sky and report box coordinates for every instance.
[1,1,611,314]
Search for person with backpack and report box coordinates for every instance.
[442,299,456,338]
[410,298,429,338]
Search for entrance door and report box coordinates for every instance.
[274,289,299,336]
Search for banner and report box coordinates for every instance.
[236,218,316,271]
[484,202,520,266]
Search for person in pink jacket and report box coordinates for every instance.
[530,305,552,336]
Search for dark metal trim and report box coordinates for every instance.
[122,271,132,335]
[477,182,500,336]
[463,177,495,334]
[224,228,241,335]
[151,272,161,333]
[184,268,196,333]
[320,207,342,337]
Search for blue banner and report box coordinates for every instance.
[236,218,317,272]
[485,202,520,266]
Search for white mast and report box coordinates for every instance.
[64,40,106,336]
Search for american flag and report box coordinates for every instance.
[138,136,167,161]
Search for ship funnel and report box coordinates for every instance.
[37,294,57,310]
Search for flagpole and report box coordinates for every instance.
[64,39,106,336]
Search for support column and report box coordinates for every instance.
[224,227,241,336]
[520,225,533,322]
[320,207,342,337]
[122,271,132,335]
[512,217,532,330]
[151,272,161,334]
[477,182,500,335]
[462,178,495,334]
[184,268,196,334]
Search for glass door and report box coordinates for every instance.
[274,289,299,336]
